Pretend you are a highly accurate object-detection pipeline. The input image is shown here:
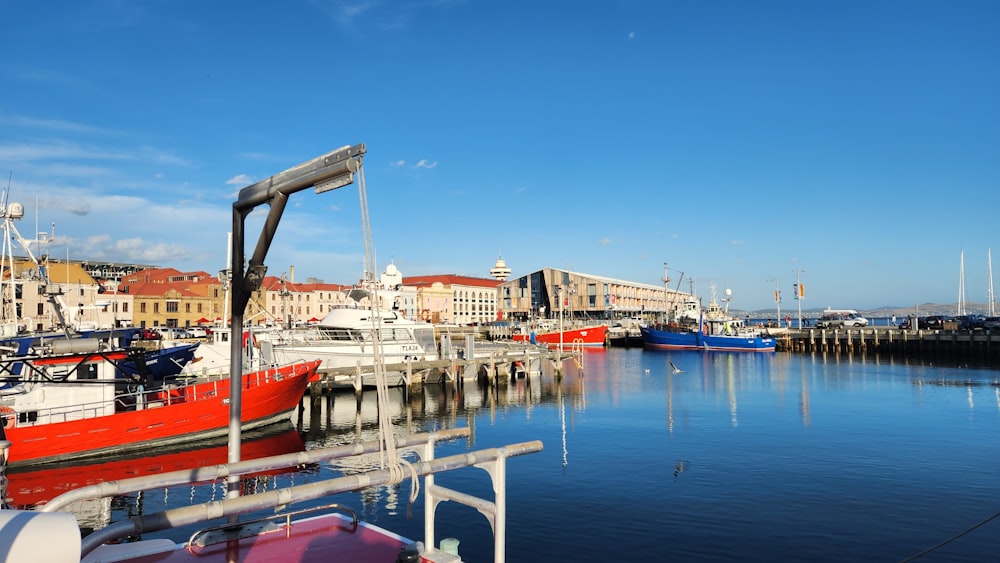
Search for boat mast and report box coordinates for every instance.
[989,248,996,317]
[662,262,669,323]
[958,249,966,316]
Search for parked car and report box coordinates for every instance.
[139,327,162,340]
[922,315,952,330]
[186,326,209,338]
[954,314,986,330]
[815,309,869,328]
[153,327,192,339]
[983,317,1000,330]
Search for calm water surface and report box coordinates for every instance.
[20,349,1000,562]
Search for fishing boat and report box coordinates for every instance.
[642,286,775,352]
[0,338,318,467]
[116,340,201,380]
[511,321,609,349]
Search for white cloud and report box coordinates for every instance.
[628,31,636,39]
[415,159,437,169]
[226,174,254,186]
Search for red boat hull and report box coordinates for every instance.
[513,324,608,349]
[3,360,318,467]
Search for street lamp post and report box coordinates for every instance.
[794,268,806,328]
[557,286,564,351]
[768,277,781,326]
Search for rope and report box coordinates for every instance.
[898,510,1000,562]
[356,165,419,512]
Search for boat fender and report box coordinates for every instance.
[0,510,80,563]
[396,544,422,563]
[0,406,14,429]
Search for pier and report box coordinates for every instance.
[775,326,1000,361]
[307,343,581,394]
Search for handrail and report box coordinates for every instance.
[185,502,358,552]
[41,427,470,513]
[80,440,543,559]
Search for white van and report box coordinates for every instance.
[815,309,869,328]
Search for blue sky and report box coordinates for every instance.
[2,0,997,312]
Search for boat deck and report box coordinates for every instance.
[87,512,453,563]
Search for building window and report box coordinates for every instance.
[141,302,147,313]
[154,303,160,313]
[123,303,129,313]
[166,301,179,313]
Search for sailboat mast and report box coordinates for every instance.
[989,248,996,317]
[958,249,966,316]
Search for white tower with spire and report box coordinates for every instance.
[490,256,511,281]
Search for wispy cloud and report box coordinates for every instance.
[415,159,437,169]
[0,113,115,135]
[226,174,255,186]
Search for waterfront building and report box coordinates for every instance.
[497,267,694,322]
[120,268,221,329]
[402,274,502,325]
[7,257,129,331]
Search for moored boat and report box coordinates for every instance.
[512,321,609,349]
[0,341,318,467]
[642,286,775,352]
[259,302,439,388]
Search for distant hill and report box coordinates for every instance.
[739,303,993,318]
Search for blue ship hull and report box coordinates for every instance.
[640,325,775,352]
[640,326,700,350]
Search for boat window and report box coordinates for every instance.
[413,328,436,351]
[80,362,99,380]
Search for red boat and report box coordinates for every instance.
[512,323,609,349]
[0,343,318,467]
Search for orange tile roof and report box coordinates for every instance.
[402,274,501,288]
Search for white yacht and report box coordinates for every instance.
[259,304,438,376]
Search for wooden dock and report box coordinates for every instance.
[775,327,1000,360]
[307,342,581,394]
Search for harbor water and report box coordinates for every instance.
[13,348,999,562]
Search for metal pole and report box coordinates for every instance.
[796,268,805,329]
[227,144,365,501]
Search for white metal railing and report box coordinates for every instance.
[51,427,541,563]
